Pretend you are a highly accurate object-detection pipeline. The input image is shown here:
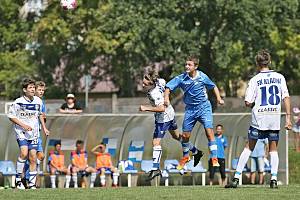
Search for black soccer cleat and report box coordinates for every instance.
[270,180,278,189]
[146,169,162,181]
[225,178,239,188]
[193,150,204,167]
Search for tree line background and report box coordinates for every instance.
[0,0,299,99]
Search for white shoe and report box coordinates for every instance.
[90,183,94,188]
[74,184,78,188]
[16,181,26,190]
[29,185,37,190]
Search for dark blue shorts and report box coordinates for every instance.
[248,126,279,141]
[97,167,112,174]
[17,138,39,150]
[153,118,178,139]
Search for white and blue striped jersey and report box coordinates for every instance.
[7,96,43,140]
[147,78,175,123]
[245,70,289,130]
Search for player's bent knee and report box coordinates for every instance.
[37,152,45,161]
[153,140,161,146]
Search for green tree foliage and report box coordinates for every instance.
[0,0,36,98]
[0,0,299,98]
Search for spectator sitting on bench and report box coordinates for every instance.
[71,140,97,188]
[48,141,71,188]
[91,142,119,187]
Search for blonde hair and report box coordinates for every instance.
[35,81,46,88]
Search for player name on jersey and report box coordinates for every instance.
[257,78,282,86]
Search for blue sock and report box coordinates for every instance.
[181,142,190,157]
[208,141,218,158]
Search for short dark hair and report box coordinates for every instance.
[216,124,223,128]
[55,141,61,147]
[255,49,271,67]
[76,140,84,145]
[186,55,199,67]
[35,81,46,88]
[100,142,106,146]
[22,78,35,89]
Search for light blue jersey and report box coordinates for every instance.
[166,70,216,106]
[166,70,216,131]
[209,134,228,159]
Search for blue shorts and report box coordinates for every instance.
[153,118,178,139]
[248,126,279,141]
[17,138,39,150]
[37,137,43,152]
[183,101,213,132]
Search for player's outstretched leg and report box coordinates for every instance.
[225,148,252,188]
[177,140,191,170]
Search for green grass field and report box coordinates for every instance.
[1,185,300,200]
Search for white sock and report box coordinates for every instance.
[28,171,37,187]
[36,159,41,174]
[72,173,78,188]
[112,172,119,185]
[234,148,252,179]
[100,175,106,186]
[152,145,162,170]
[90,172,96,188]
[16,157,26,181]
[50,175,56,188]
[65,175,71,188]
[270,151,279,181]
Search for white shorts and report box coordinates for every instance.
[250,157,265,173]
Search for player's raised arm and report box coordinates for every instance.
[164,76,182,106]
[91,144,101,155]
[140,104,165,113]
[213,86,224,105]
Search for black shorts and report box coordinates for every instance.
[208,158,226,179]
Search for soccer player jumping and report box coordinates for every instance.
[164,56,224,169]
[140,70,203,180]
[225,49,292,189]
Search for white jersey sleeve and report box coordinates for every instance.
[280,75,289,99]
[245,78,257,104]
